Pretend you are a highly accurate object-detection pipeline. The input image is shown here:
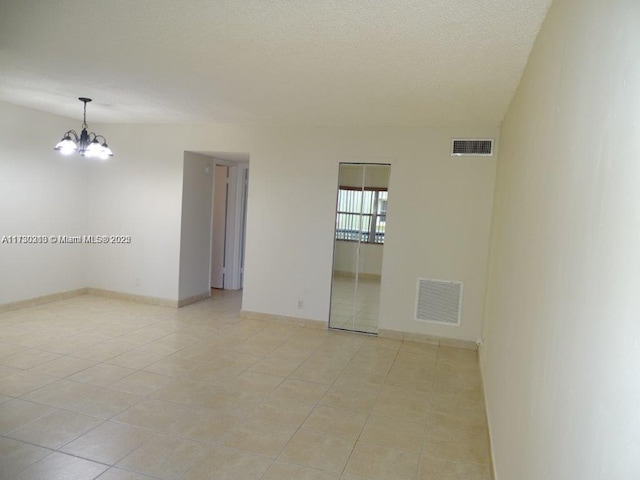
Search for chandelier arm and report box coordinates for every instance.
[66,130,79,141]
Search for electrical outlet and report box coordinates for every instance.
[297,299,304,309]
[135,277,141,287]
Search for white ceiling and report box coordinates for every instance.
[0,0,552,127]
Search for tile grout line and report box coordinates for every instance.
[334,337,401,479]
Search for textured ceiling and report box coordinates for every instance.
[0,0,551,126]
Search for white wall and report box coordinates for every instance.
[178,152,214,300]
[0,103,87,304]
[85,123,252,302]
[86,124,496,342]
[481,0,640,478]
[243,127,497,342]
[1,103,496,342]
[378,131,496,341]
[83,124,187,300]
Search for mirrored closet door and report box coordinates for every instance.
[329,163,390,334]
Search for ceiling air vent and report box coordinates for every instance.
[451,139,494,156]
[415,278,463,326]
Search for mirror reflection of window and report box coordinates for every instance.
[335,188,387,244]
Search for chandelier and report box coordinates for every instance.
[54,97,113,159]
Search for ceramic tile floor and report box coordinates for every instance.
[329,275,380,334]
[0,290,490,480]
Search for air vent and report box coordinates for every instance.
[451,139,494,156]
[415,278,463,326]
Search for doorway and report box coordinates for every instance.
[209,155,249,291]
[329,163,390,334]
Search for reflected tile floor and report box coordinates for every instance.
[330,275,380,334]
[0,291,490,480]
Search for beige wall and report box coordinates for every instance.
[481,0,640,477]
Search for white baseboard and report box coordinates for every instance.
[177,291,211,307]
[378,328,478,350]
[87,288,178,307]
[478,347,497,480]
[0,288,89,313]
[240,310,326,329]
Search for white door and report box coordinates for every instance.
[211,165,228,288]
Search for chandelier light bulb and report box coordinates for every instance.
[101,142,113,155]
[85,139,103,158]
[100,142,113,160]
[54,136,78,155]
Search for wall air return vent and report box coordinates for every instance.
[415,278,463,326]
[451,139,494,156]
